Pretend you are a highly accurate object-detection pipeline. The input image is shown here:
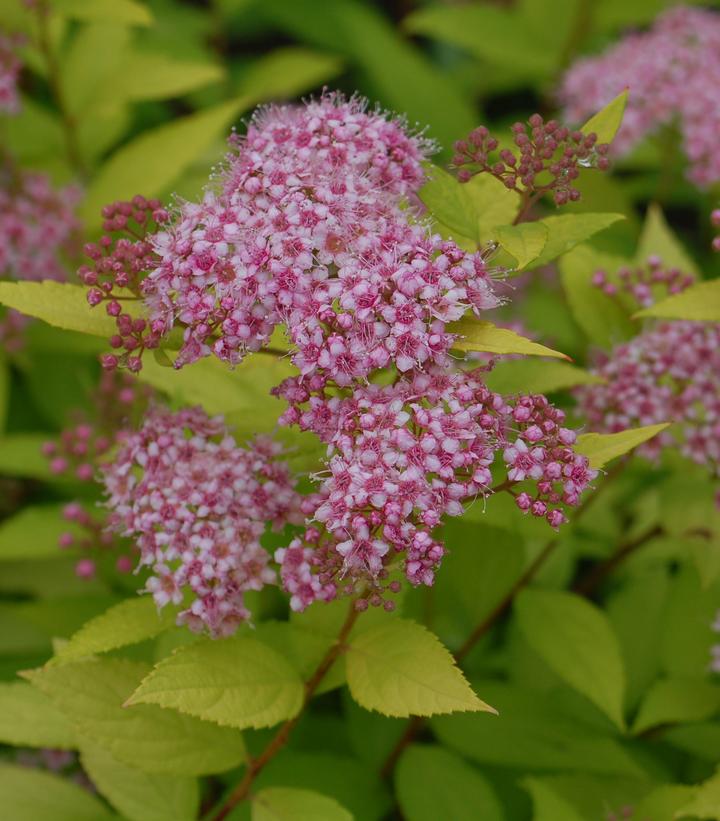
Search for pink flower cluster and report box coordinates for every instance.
[59,501,134,581]
[101,406,301,636]
[712,209,720,253]
[576,261,720,482]
[452,114,609,206]
[590,255,695,308]
[0,32,22,116]
[142,94,500,377]
[559,5,720,187]
[274,368,596,610]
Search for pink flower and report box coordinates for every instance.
[0,33,22,116]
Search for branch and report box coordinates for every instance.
[208,600,361,820]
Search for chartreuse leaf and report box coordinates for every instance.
[484,359,602,395]
[252,787,352,821]
[53,0,153,25]
[515,590,626,728]
[345,618,495,717]
[0,434,54,480]
[522,778,585,821]
[112,53,225,102]
[0,281,141,338]
[636,203,700,275]
[634,279,720,321]
[0,504,84,561]
[0,763,115,821]
[56,597,178,662]
[467,174,521,241]
[580,90,629,145]
[395,745,503,821]
[527,212,625,270]
[559,244,636,347]
[677,768,720,820]
[236,47,343,103]
[80,741,199,821]
[127,635,304,730]
[495,222,548,269]
[0,683,76,748]
[419,165,477,241]
[449,319,570,360]
[632,677,720,734]
[635,785,698,821]
[575,423,670,469]
[26,658,246,775]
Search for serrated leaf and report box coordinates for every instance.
[80,741,199,821]
[127,636,304,730]
[346,618,495,717]
[450,319,570,360]
[636,203,699,275]
[395,745,503,821]
[580,90,628,145]
[632,678,720,735]
[0,682,76,748]
[633,279,720,321]
[56,597,177,661]
[484,359,602,395]
[54,0,153,25]
[515,590,626,728]
[419,165,477,241]
[495,222,548,269]
[528,213,625,270]
[575,423,670,469]
[0,763,115,821]
[0,281,141,338]
[676,768,720,820]
[0,504,83,561]
[26,658,246,775]
[252,787,352,821]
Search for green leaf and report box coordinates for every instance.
[113,53,225,101]
[575,423,671,469]
[419,165,476,241]
[0,763,115,821]
[54,0,153,25]
[0,281,139,338]
[484,359,603,395]
[0,683,76,748]
[636,203,699,275]
[449,319,570,360]
[80,741,199,821]
[0,434,56,480]
[522,778,585,821]
[528,213,625,270]
[395,745,503,821]
[26,658,246,775]
[495,222,548,270]
[252,787,353,821]
[635,785,698,821]
[580,90,629,145]
[346,618,495,717]
[559,244,636,346]
[0,351,8,434]
[0,504,83,561]
[56,597,178,661]
[467,174,521,241]
[127,635,304,730]
[515,590,626,728]
[633,279,720,321]
[236,47,343,102]
[431,681,645,776]
[676,768,720,820]
[632,677,720,735]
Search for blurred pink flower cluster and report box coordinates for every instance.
[559,5,720,186]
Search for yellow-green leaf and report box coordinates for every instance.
[53,0,153,26]
[527,212,625,270]
[676,768,720,820]
[636,203,699,276]
[484,359,603,395]
[252,787,353,821]
[113,53,225,101]
[580,89,628,145]
[632,678,720,735]
[0,683,76,749]
[127,636,304,730]
[419,164,477,242]
[346,618,495,717]
[634,279,720,321]
[449,319,570,360]
[575,423,671,469]
[495,223,548,270]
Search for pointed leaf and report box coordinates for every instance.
[0,682,76,748]
[676,768,720,820]
[127,635,304,730]
[632,678,720,735]
[634,279,720,321]
[495,222,548,269]
[346,618,495,717]
[515,590,626,728]
[54,0,153,25]
[419,165,477,241]
[575,423,670,469]
[528,212,625,270]
[522,778,585,821]
[450,319,570,360]
[252,787,352,821]
[636,203,699,275]
[580,90,629,145]
[484,359,603,395]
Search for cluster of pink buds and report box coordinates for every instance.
[59,501,134,581]
[591,256,695,308]
[0,32,22,115]
[559,5,720,187]
[576,260,720,489]
[452,115,609,206]
[101,406,302,636]
[274,368,596,610]
[712,209,720,252]
[79,196,169,372]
